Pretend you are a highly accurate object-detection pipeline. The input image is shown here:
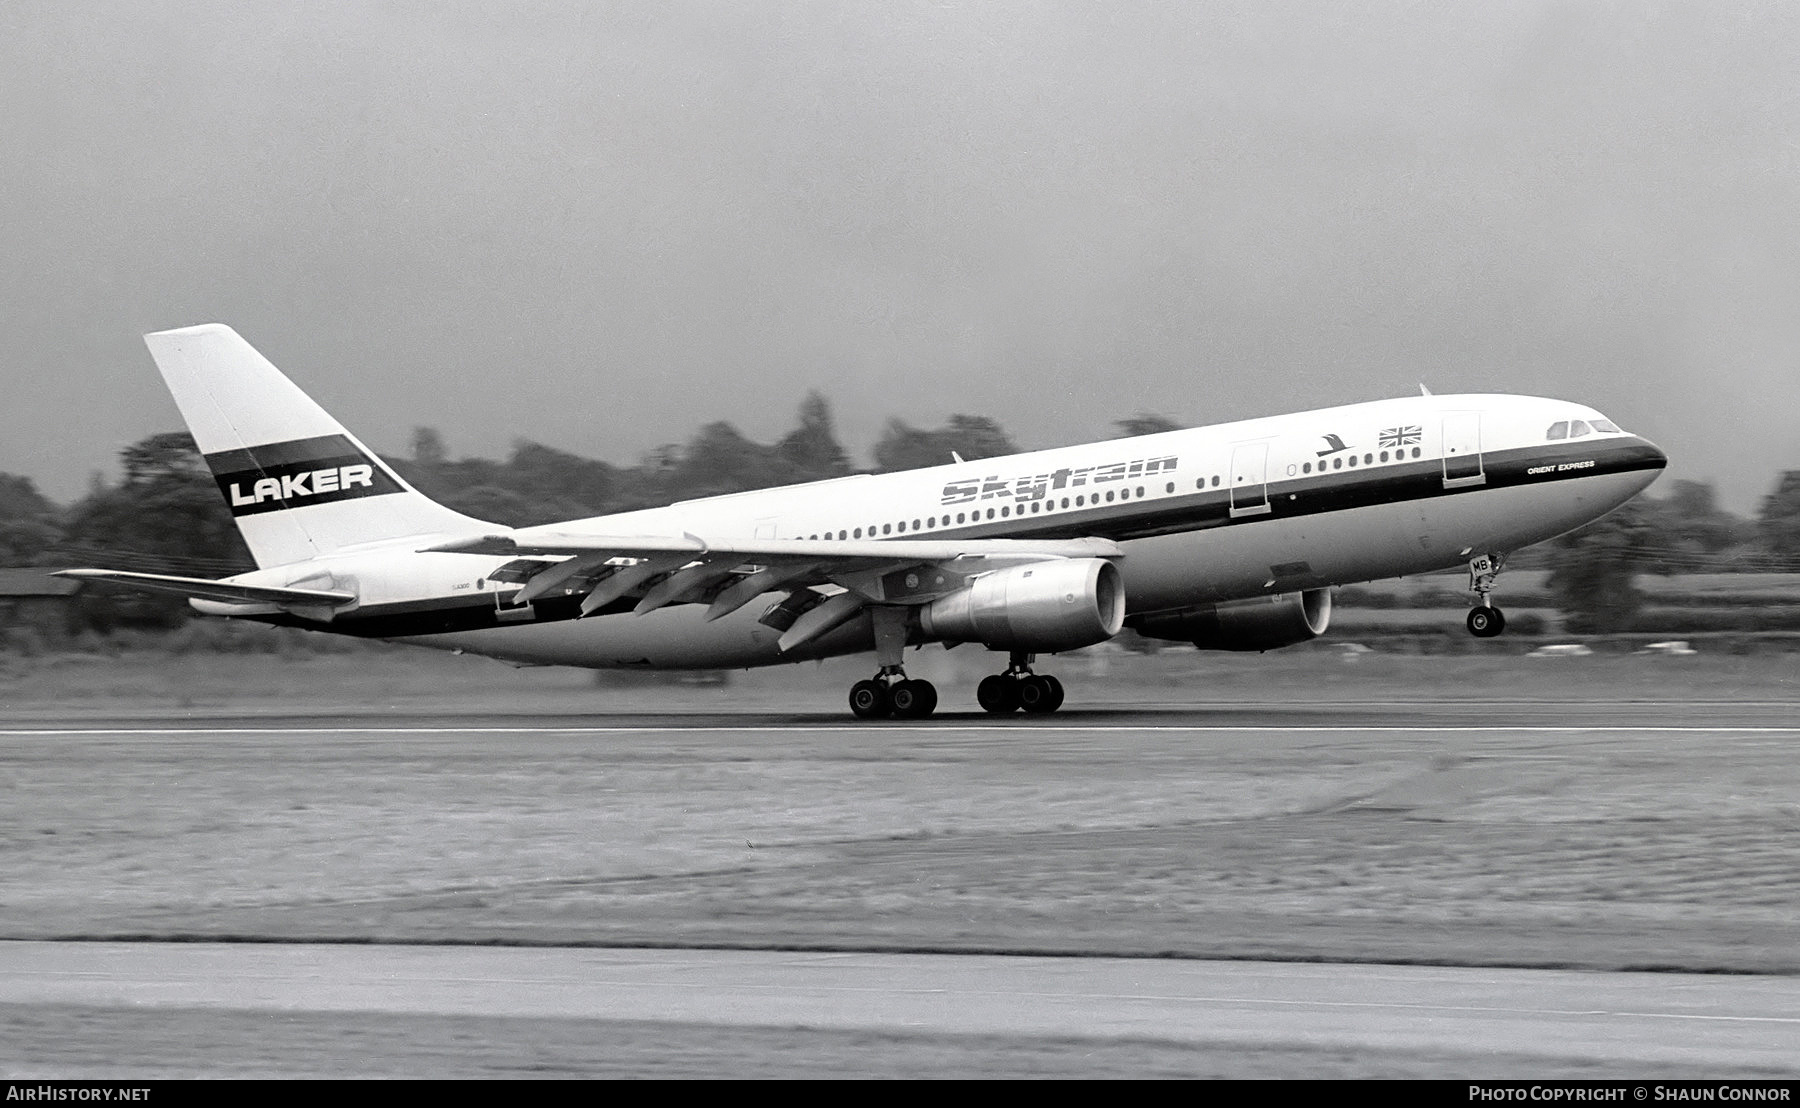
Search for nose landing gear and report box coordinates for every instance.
[977,653,1066,715]
[1465,552,1508,638]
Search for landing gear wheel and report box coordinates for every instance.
[977,674,1020,714]
[1466,606,1506,638]
[889,679,938,719]
[848,679,892,718]
[1042,675,1065,712]
[1018,674,1062,714]
[1462,553,1509,638]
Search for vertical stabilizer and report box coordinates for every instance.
[143,324,489,568]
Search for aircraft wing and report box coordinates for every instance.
[52,569,358,607]
[427,531,1120,564]
[425,531,1123,651]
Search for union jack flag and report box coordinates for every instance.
[1379,425,1421,449]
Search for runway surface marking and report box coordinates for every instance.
[5,721,1800,736]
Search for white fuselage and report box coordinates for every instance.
[217,391,1664,670]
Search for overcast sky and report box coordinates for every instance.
[3,1,1796,513]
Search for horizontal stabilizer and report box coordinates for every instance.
[53,569,357,607]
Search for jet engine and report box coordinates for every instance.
[1131,588,1332,652]
[920,558,1124,653]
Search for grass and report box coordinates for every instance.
[1,647,1796,973]
[3,646,1797,1076]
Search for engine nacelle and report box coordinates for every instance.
[920,558,1125,653]
[1131,588,1332,652]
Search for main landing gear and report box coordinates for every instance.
[842,611,1068,719]
[848,606,939,719]
[1465,552,1508,638]
[977,652,1066,715]
[848,668,939,719]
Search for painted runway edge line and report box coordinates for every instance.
[4,724,1800,736]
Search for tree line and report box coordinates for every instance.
[1,392,1795,635]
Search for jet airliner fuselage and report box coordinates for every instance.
[61,326,1667,718]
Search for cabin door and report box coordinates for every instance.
[1228,442,1271,517]
[1441,412,1486,488]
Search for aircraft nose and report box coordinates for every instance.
[1619,435,1668,497]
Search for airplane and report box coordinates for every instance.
[59,324,1668,718]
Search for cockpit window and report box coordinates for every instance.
[1546,421,1569,440]
[1569,420,1591,438]
[1592,418,1621,433]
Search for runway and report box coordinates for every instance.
[5,942,1798,1078]
[4,685,1798,1076]
[11,692,1800,733]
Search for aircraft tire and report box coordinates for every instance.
[890,679,937,718]
[849,679,892,719]
[1466,606,1506,638]
[977,674,1020,714]
[1019,674,1060,714]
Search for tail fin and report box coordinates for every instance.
[145,324,489,568]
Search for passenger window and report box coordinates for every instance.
[1211,476,1221,487]
[1547,421,1569,440]
[1333,458,1342,470]
[1379,451,1389,463]
[1303,462,1311,473]
[1570,420,1591,438]
[1348,456,1357,468]
[853,528,862,538]
[1061,498,1070,509]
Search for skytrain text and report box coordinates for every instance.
[941,455,1179,506]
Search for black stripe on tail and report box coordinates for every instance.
[204,434,405,517]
